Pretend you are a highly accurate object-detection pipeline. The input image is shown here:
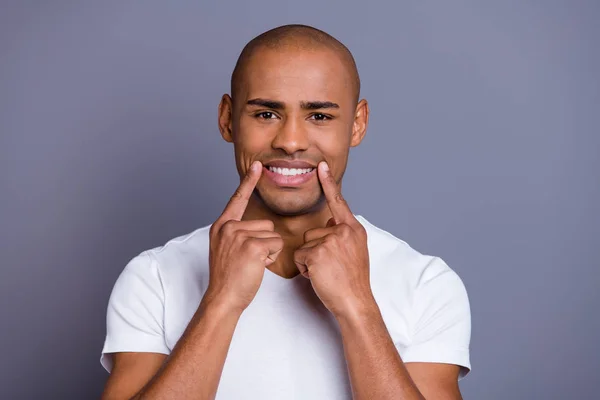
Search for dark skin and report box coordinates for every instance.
[222,43,363,279]
[101,43,463,400]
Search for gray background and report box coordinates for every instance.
[1,1,598,399]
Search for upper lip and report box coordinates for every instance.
[263,160,316,169]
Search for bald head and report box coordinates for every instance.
[231,24,361,105]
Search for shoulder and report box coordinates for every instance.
[115,224,212,295]
[146,224,212,272]
[356,215,456,276]
[356,214,468,300]
[357,216,471,377]
[101,225,212,371]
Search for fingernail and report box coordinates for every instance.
[251,161,261,172]
[321,162,329,172]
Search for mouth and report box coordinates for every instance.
[262,162,317,187]
[266,166,315,176]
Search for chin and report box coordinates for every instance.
[258,190,325,217]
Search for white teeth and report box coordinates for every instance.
[268,166,314,176]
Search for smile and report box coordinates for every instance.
[267,166,315,176]
[263,165,316,187]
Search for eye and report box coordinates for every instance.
[310,113,330,121]
[255,111,277,120]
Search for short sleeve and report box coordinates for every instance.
[402,257,472,379]
[100,251,170,372]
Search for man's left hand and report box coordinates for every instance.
[294,161,375,319]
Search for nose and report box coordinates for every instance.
[271,116,309,154]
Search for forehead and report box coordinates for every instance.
[240,46,355,106]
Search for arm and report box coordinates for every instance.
[295,162,467,399]
[101,162,283,400]
[102,294,242,400]
[336,302,462,400]
[102,353,166,400]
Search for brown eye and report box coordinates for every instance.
[256,112,276,119]
[311,113,330,121]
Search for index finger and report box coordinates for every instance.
[219,161,262,223]
[317,161,355,224]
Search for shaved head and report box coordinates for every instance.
[218,24,369,218]
[231,24,361,105]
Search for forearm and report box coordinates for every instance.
[337,303,425,400]
[134,293,242,400]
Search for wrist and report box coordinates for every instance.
[333,295,381,326]
[200,288,246,318]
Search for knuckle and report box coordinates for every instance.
[334,192,345,204]
[304,256,313,267]
[263,219,275,231]
[233,230,246,245]
[314,245,327,258]
[293,251,302,264]
[221,220,236,235]
[240,239,253,254]
[295,248,308,261]
[303,230,312,243]
[340,223,352,237]
[243,238,261,254]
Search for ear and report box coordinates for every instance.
[350,99,369,147]
[218,94,234,143]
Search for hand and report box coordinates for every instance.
[293,162,375,319]
[206,161,283,312]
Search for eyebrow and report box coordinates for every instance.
[246,98,285,109]
[246,98,340,110]
[300,101,340,110]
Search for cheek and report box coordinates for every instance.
[312,126,352,157]
[310,125,352,180]
[233,123,274,168]
[235,117,277,149]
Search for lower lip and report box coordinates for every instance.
[263,166,316,187]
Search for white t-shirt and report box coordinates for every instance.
[101,215,471,399]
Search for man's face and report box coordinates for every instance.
[222,46,367,216]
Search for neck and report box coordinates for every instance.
[242,195,333,279]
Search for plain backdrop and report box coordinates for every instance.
[1,1,598,399]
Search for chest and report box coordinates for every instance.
[163,270,411,400]
[215,277,352,399]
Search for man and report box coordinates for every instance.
[100,24,471,399]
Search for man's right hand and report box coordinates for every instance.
[102,161,279,400]
[205,160,283,312]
